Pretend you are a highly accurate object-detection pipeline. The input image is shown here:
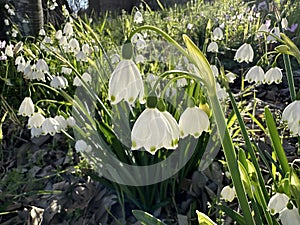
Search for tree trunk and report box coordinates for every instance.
[14,0,44,36]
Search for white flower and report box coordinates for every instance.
[31,127,42,138]
[136,38,147,50]
[68,38,80,53]
[279,206,300,225]
[75,140,92,153]
[268,193,290,215]
[109,59,144,105]
[212,27,224,40]
[220,186,236,202]
[111,54,120,64]
[67,117,76,127]
[42,118,60,136]
[39,28,46,36]
[61,67,72,75]
[75,51,87,61]
[28,113,45,129]
[187,23,193,30]
[50,76,68,89]
[18,97,34,117]
[8,8,15,16]
[82,44,92,55]
[216,82,228,101]
[282,100,300,136]
[177,78,188,87]
[258,24,269,33]
[179,107,209,138]
[245,66,264,84]
[264,67,282,84]
[55,30,63,40]
[54,115,68,131]
[135,54,144,64]
[131,108,180,154]
[211,65,219,77]
[134,11,143,24]
[63,22,73,37]
[207,42,218,53]
[36,59,49,73]
[4,19,9,26]
[234,43,254,63]
[5,44,13,57]
[73,72,92,86]
[281,18,289,30]
[226,72,236,83]
[267,27,280,43]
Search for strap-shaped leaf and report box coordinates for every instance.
[132,210,167,225]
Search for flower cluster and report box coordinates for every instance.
[245,66,283,85]
[18,97,75,138]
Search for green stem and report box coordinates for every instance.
[283,54,296,101]
[228,90,269,201]
[208,93,255,225]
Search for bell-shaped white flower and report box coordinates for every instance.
[211,65,219,77]
[28,113,45,129]
[73,72,92,86]
[282,100,300,136]
[264,67,282,84]
[134,11,143,24]
[36,59,49,73]
[234,43,254,63]
[216,82,228,101]
[42,118,60,136]
[109,59,144,105]
[75,140,92,153]
[268,193,290,215]
[67,116,76,127]
[31,127,42,138]
[245,66,264,84]
[75,51,87,62]
[207,42,218,53]
[212,27,224,40]
[281,18,289,30]
[55,30,63,40]
[18,97,35,117]
[63,22,73,37]
[179,106,209,138]
[5,44,13,57]
[39,28,46,36]
[55,115,68,131]
[68,38,80,54]
[131,108,180,154]
[226,72,236,83]
[50,76,68,89]
[220,186,236,202]
[267,27,281,43]
[111,54,120,64]
[61,66,72,75]
[279,205,300,225]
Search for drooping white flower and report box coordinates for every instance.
[55,30,63,40]
[50,76,68,89]
[177,78,188,87]
[75,51,87,61]
[279,205,300,225]
[82,43,92,55]
[136,38,147,50]
[54,115,68,131]
[131,108,180,154]
[73,72,92,86]
[268,193,290,215]
[267,27,281,43]
[281,18,289,30]
[61,66,72,75]
[187,23,193,30]
[225,72,236,83]
[39,28,46,36]
[211,65,219,77]
[67,116,76,127]
[212,27,224,40]
[42,118,60,136]
[75,140,92,153]
[4,19,9,26]
[110,54,120,64]
[179,106,209,138]
[109,59,144,105]
[5,44,13,57]
[282,100,300,136]
[31,127,42,138]
[28,113,45,129]
[245,66,265,84]
[135,54,144,64]
[18,97,35,117]
[220,186,236,202]
[216,82,228,101]
[36,59,49,73]
[234,43,254,63]
[133,11,143,24]
[68,38,80,54]
[207,42,218,53]
[63,22,73,37]
[264,67,282,84]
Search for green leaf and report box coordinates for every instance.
[290,168,300,211]
[132,210,167,225]
[264,107,290,176]
[196,210,217,225]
